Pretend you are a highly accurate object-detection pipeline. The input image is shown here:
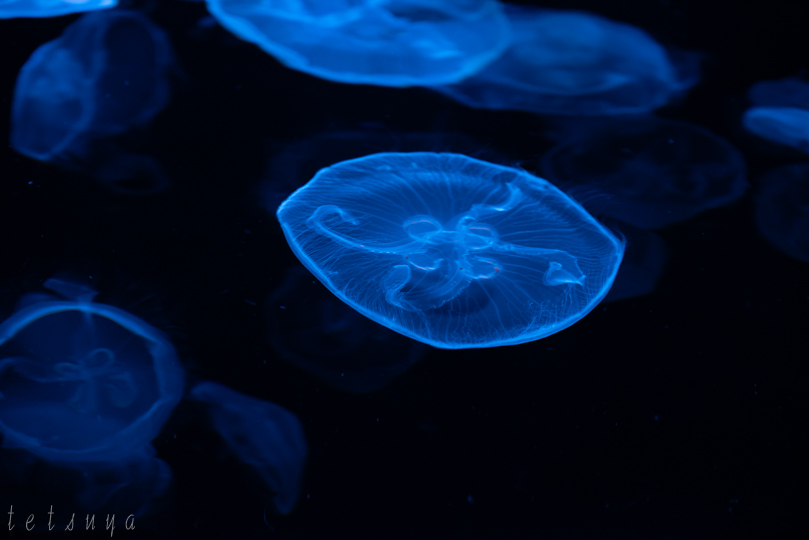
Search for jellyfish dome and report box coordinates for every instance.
[0,278,184,463]
[0,0,116,18]
[10,10,175,170]
[743,77,809,153]
[277,152,624,349]
[205,0,511,87]
[430,6,698,116]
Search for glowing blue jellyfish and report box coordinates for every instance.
[277,152,624,349]
[430,6,699,116]
[541,117,748,230]
[266,266,426,393]
[205,0,511,87]
[10,10,175,193]
[755,163,809,262]
[190,381,307,514]
[743,77,809,153]
[0,277,183,516]
[0,0,116,18]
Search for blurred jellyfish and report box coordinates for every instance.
[541,116,748,229]
[743,77,809,153]
[0,277,184,516]
[604,227,669,302]
[10,10,176,193]
[277,152,624,349]
[755,163,809,262]
[265,266,426,393]
[430,6,699,116]
[0,0,116,18]
[205,0,511,87]
[190,381,307,514]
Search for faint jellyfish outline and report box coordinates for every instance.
[755,163,809,262]
[277,152,624,349]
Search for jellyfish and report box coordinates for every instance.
[604,228,669,302]
[10,10,176,193]
[0,0,116,18]
[755,163,809,262]
[430,6,699,116]
[276,152,624,349]
[204,0,511,87]
[265,266,426,393]
[541,116,748,230]
[743,77,809,153]
[0,277,184,516]
[190,381,307,514]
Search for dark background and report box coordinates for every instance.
[0,0,807,538]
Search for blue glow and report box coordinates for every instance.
[205,0,511,87]
[0,0,116,18]
[190,381,307,514]
[277,152,624,349]
[266,266,426,393]
[541,117,748,230]
[0,277,184,462]
[10,10,175,192]
[743,77,809,153]
[755,163,809,262]
[430,6,699,116]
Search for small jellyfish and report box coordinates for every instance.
[0,277,183,516]
[604,227,669,302]
[190,382,307,514]
[0,0,116,18]
[205,0,511,87]
[10,10,176,193]
[541,117,748,229]
[743,77,809,153]
[277,152,624,349]
[755,163,809,262]
[430,6,699,116]
[265,266,426,393]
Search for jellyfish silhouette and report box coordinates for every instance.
[277,152,624,349]
[190,381,307,514]
[430,6,699,116]
[604,228,669,302]
[743,77,809,153]
[266,266,426,393]
[0,0,116,18]
[10,10,176,193]
[541,117,748,230]
[205,0,511,87]
[0,277,184,517]
[755,163,809,262]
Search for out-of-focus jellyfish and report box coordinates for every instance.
[743,77,809,153]
[10,10,176,193]
[604,228,668,302]
[430,6,699,116]
[277,152,624,349]
[541,117,748,229]
[205,0,511,87]
[755,163,809,262]
[266,266,426,393]
[0,0,116,18]
[0,277,184,516]
[190,381,307,514]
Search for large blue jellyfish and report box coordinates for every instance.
[755,163,809,262]
[430,6,699,116]
[205,0,511,87]
[10,10,175,193]
[265,266,426,393]
[0,0,116,18]
[0,277,184,517]
[190,382,307,514]
[541,117,748,229]
[743,77,809,153]
[276,152,624,349]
